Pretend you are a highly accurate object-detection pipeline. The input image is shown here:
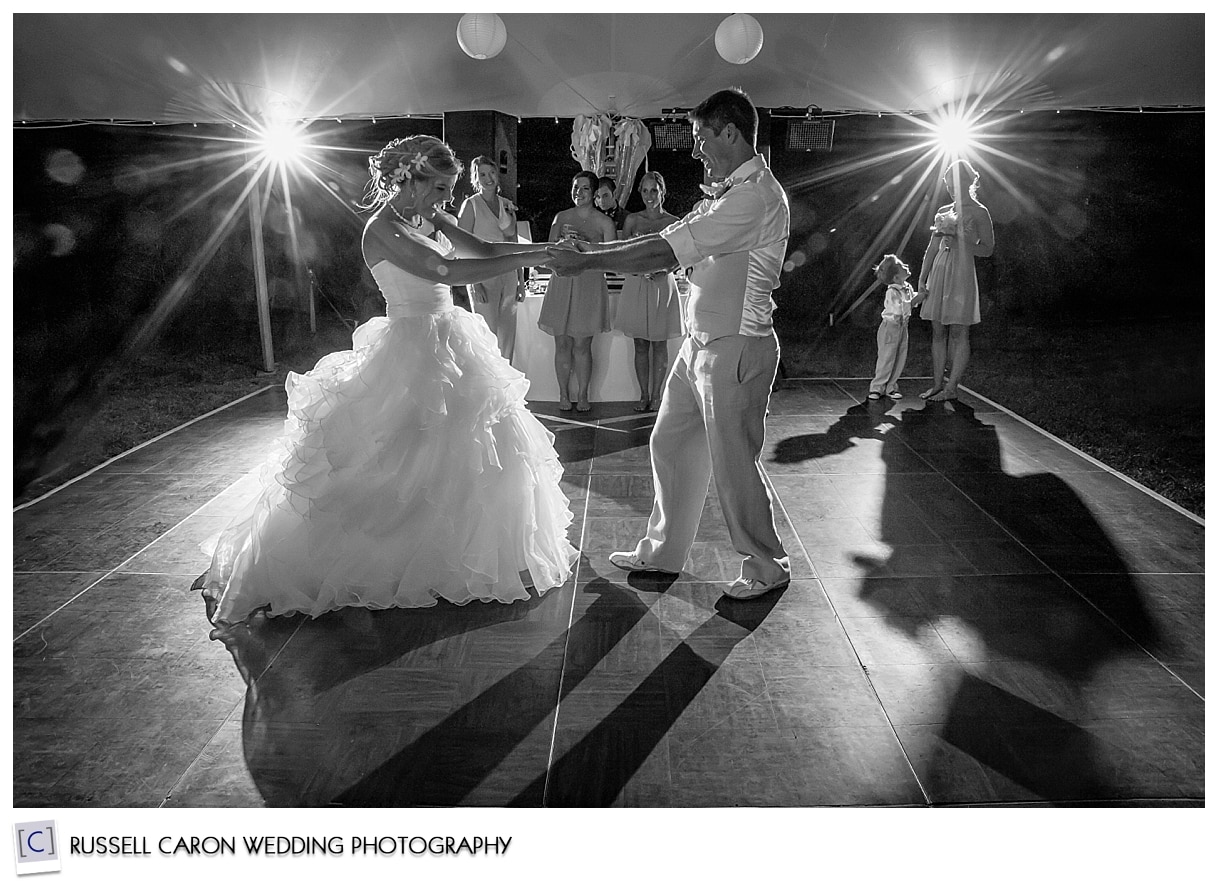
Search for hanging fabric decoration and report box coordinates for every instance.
[570,113,651,205]
[611,117,651,207]
[570,113,611,175]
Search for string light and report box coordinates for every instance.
[10,105,1199,131]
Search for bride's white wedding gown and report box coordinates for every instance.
[200,228,577,624]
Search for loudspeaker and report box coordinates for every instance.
[653,108,772,154]
[443,110,518,205]
[651,120,692,151]
[756,108,771,153]
[784,118,835,152]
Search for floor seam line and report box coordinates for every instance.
[764,451,933,807]
[540,459,593,807]
[15,385,277,512]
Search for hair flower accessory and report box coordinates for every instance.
[386,151,428,188]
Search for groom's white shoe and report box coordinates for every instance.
[609,551,675,574]
[723,576,790,600]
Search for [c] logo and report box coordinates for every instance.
[12,820,61,876]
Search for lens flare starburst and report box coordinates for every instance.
[256,119,310,167]
[932,114,979,158]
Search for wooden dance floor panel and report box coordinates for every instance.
[12,380,1204,807]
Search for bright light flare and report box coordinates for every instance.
[256,120,309,168]
[933,114,980,158]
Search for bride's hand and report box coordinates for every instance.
[422,204,456,227]
[545,245,587,276]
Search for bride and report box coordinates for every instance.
[199,135,577,624]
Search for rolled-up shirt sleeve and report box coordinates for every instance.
[661,186,767,269]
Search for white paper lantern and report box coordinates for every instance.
[714,13,764,65]
[456,13,507,60]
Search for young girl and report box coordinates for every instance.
[868,254,923,400]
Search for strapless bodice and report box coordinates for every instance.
[369,232,455,318]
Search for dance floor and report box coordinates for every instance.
[12,380,1205,807]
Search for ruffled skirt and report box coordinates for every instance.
[200,307,577,624]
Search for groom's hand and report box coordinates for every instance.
[545,244,589,276]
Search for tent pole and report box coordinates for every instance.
[248,173,276,373]
[308,268,317,334]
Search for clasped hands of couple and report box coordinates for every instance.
[538,232,662,280]
[542,235,591,277]
[420,203,590,278]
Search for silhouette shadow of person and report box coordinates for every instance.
[866,400,1158,802]
[772,396,1159,802]
[771,399,897,465]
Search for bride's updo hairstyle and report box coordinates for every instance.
[363,135,463,208]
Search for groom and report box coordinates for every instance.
[546,87,791,599]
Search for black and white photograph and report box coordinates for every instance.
[8,9,1208,876]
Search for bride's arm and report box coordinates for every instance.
[364,215,549,287]
[428,206,548,260]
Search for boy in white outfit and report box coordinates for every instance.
[868,254,923,400]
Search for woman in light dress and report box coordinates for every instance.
[612,171,683,411]
[199,136,577,625]
[457,156,524,361]
[538,170,616,412]
[917,158,995,401]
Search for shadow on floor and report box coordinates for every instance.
[515,581,785,807]
[208,571,783,806]
[209,588,569,806]
[773,398,1160,802]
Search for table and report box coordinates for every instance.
[512,279,683,403]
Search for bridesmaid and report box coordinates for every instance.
[457,156,524,360]
[917,158,995,402]
[612,171,683,411]
[539,170,616,412]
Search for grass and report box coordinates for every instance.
[15,311,356,505]
[16,311,1204,519]
[782,313,1203,517]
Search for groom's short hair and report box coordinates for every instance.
[689,88,758,146]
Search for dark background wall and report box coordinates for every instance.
[12,109,1203,484]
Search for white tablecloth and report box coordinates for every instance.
[512,286,683,403]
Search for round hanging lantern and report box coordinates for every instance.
[714,13,764,65]
[456,13,507,60]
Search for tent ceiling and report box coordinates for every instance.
[13,13,1204,123]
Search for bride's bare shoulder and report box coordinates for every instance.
[363,211,407,264]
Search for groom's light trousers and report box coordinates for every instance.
[634,332,790,586]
